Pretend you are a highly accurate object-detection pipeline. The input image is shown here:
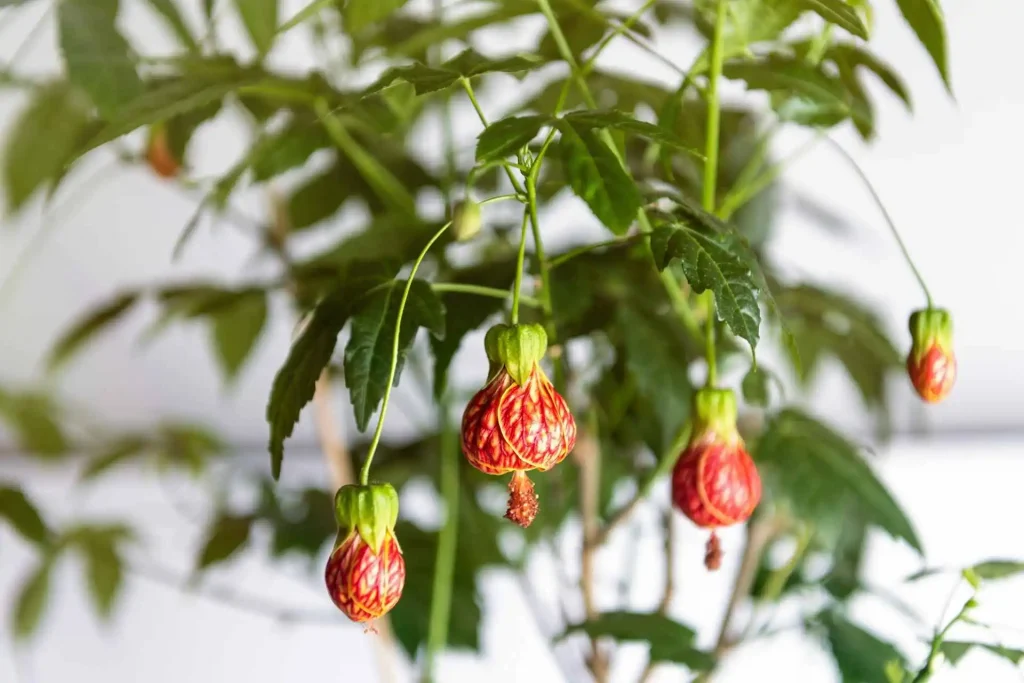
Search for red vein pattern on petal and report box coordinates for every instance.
[497,368,576,471]
[461,370,531,474]
[907,344,957,403]
[671,438,762,529]
[325,531,406,623]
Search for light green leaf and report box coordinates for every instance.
[80,436,149,481]
[196,515,253,569]
[0,486,51,546]
[47,292,139,371]
[476,114,549,163]
[267,267,388,478]
[0,389,70,458]
[558,120,641,235]
[57,0,144,117]
[345,0,410,33]
[756,410,922,552]
[895,0,950,90]
[830,43,912,110]
[562,612,714,670]
[800,0,869,39]
[145,0,200,51]
[234,0,278,56]
[692,0,803,72]
[2,82,94,214]
[650,224,761,352]
[79,536,124,618]
[969,560,1024,581]
[741,366,770,407]
[825,612,905,683]
[344,279,445,432]
[941,641,1024,667]
[13,560,53,640]
[562,109,701,155]
[210,290,268,383]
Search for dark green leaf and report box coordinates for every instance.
[196,515,253,569]
[2,82,94,213]
[562,109,701,155]
[344,279,445,431]
[252,120,330,181]
[562,612,714,670]
[267,268,387,478]
[823,612,905,683]
[476,115,549,163]
[156,423,224,475]
[13,560,53,640]
[823,511,868,600]
[366,49,541,96]
[260,486,335,558]
[741,366,770,406]
[969,560,1024,581]
[558,120,641,235]
[938,641,1024,668]
[800,0,869,40]
[692,0,803,71]
[210,290,268,382]
[650,224,761,352]
[145,0,200,51]
[234,0,278,55]
[756,410,922,552]
[79,536,124,618]
[0,389,70,458]
[345,0,409,33]
[830,43,912,110]
[47,292,139,371]
[0,486,50,545]
[58,0,144,117]
[895,0,949,89]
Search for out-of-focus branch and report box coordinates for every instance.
[578,411,610,683]
[638,508,676,683]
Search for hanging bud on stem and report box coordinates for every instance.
[146,122,180,179]
[907,308,956,403]
[451,197,482,242]
[671,388,762,571]
[324,483,405,624]
[461,323,576,528]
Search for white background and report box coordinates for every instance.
[1,0,1022,681]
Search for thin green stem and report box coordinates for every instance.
[511,211,531,324]
[460,77,526,196]
[549,235,647,269]
[432,283,540,308]
[423,401,460,682]
[700,0,727,389]
[760,525,813,603]
[581,0,656,76]
[718,133,821,221]
[824,137,934,307]
[359,220,452,485]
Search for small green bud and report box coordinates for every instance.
[692,388,739,440]
[451,198,482,242]
[492,323,548,385]
[909,308,953,356]
[333,482,399,554]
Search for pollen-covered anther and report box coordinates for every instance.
[505,470,539,528]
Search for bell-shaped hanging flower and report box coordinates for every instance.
[671,388,762,570]
[145,123,180,179]
[461,323,576,528]
[907,308,956,403]
[324,483,405,623]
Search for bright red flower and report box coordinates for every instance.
[146,124,180,179]
[671,388,761,570]
[325,530,405,623]
[461,323,576,527]
[907,308,956,404]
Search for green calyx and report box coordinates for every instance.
[692,387,739,440]
[484,323,548,386]
[451,198,482,242]
[333,482,399,554]
[909,308,953,358]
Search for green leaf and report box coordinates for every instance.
[80,436,149,480]
[650,224,761,352]
[693,0,803,71]
[79,535,124,618]
[741,366,770,407]
[829,43,912,110]
[2,82,94,214]
[0,486,51,545]
[344,279,445,431]
[196,515,252,569]
[156,423,224,475]
[145,0,200,51]
[0,389,70,458]
[210,290,268,383]
[558,120,641,235]
[13,560,53,640]
[57,0,144,118]
[366,49,541,96]
[724,55,869,130]
[562,612,714,670]
[895,0,950,90]
[476,115,549,163]
[969,560,1024,581]
[824,612,905,683]
[939,641,1024,667]
[47,292,139,371]
[800,0,869,40]
[345,0,410,33]
[234,0,278,56]
[756,410,922,552]
[251,120,330,181]
[561,109,701,155]
[286,160,349,230]
[267,268,387,478]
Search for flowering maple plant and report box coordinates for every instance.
[5,1,1016,683]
